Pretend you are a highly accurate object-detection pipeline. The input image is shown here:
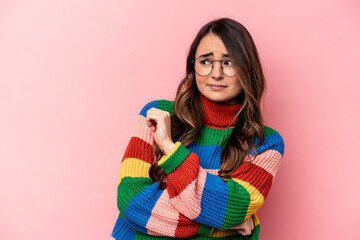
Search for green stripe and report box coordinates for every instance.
[198,224,214,234]
[134,224,260,239]
[221,179,251,230]
[194,125,234,146]
[156,100,174,115]
[135,231,173,239]
[117,177,153,215]
[263,125,277,137]
[158,143,191,174]
[193,125,277,147]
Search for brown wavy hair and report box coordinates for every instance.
[149,18,266,187]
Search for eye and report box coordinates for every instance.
[223,59,233,66]
[199,58,212,65]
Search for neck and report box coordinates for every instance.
[199,92,241,128]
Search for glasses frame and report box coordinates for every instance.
[192,56,237,77]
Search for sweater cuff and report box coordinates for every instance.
[198,224,214,235]
[158,141,190,174]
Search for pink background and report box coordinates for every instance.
[1,0,359,239]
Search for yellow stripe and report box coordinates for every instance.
[118,158,151,185]
[158,141,181,165]
[252,213,260,226]
[232,179,265,219]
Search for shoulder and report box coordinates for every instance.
[138,99,175,117]
[251,125,285,156]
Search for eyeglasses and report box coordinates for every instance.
[192,57,236,77]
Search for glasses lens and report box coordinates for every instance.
[222,59,236,77]
[195,58,212,76]
[194,58,236,77]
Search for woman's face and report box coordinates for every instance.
[194,33,242,104]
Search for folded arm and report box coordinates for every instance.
[157,126,285,230]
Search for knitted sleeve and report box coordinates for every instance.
[157,126,284,231]
[115,100,213,238]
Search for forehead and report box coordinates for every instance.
[195,33,228,57]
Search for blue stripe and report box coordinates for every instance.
[250,131,285,156]
[193,173,228,229]
[178,131,284,169]
[111,215,135,240]
[139,100,160,117]
[123,183,163,234]
[187,143,222,169]
[182,132,285,169]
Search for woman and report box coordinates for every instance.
[110,18,284,239]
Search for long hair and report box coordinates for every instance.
[149,18,266,187]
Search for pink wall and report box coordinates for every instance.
[1,0,359,239]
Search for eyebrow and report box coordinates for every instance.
[198,52,230,58]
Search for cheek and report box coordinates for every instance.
[230,78,242,89]
[195,76,206,88]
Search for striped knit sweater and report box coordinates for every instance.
[110,93,285,239]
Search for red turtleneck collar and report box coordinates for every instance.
[199,92,241,128]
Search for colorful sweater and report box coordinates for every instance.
[110,93,285,240]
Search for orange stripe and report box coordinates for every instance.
[231,162,273,198]
[167,153,199,198]
[122,137,154,164]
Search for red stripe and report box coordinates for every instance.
[174,213,199,238]
[167,153,199,198]
[231,162,273,198]
[121,136,154,164]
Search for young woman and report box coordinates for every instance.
[110,18,284,240]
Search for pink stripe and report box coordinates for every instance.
[146,189,178,236]
[132,115,153,145]
[169,167,207,219]
[203,151,282,178]
[204,169,219,175]
[244,150,282,176]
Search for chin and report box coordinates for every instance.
[205,94,231,103]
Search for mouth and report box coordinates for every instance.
[208,84,227,90]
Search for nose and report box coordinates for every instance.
[211,61,224,79]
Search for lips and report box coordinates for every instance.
[209,84,227,90]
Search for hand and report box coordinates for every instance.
[230,216,254,236]
[146,108,175,155]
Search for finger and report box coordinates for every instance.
[237,229,245,235]
[146,113,163,125]
[146,112,159,124]
[250,216,254,230]
[147,109,171,121]
[146,118,152,126]
[237,228,250,236]
[146,111,170,130]
[146,118,156,127]
[147,108,169,116]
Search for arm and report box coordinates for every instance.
[114,100,213,237]
[157,126,285,230]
